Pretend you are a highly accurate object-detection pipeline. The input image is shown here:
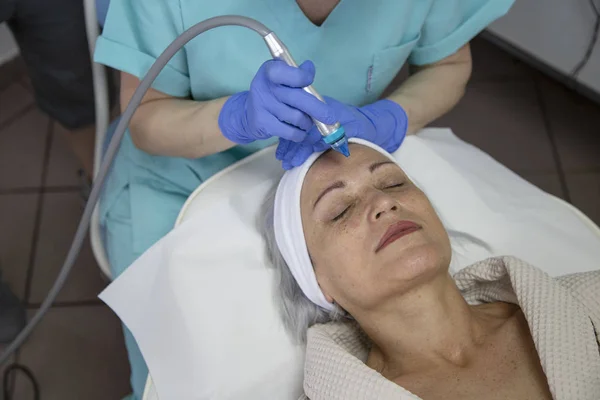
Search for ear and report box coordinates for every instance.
[318,279,335,303]
[315,275,335,304]
[312,259,335,304]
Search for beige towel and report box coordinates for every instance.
[302,256,600,400]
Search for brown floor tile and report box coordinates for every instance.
[0,193,38,299]
[19,74,33,93]
[469,36,533,82]
[518,173,566,199]
[565,172,600,225]
[45,122,83,187]
[432,80,556,173]
[29,193,107,304]
[0,56,27,92]
[538,77,600,172]
[0,83,34,126]
[0,108,49,189]
[0,352,16,397]
[13,306,131,400]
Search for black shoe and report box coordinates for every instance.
[0,280,26,344]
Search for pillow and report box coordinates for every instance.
[100,128,600,400]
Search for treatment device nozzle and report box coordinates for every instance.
[263,32,350,157]
[331,135,350,157]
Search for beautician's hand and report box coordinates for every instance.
[218,60,335,144]
[275,97,408,170]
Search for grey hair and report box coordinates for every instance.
[258,185,348,343]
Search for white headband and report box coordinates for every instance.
[273,138,398,311]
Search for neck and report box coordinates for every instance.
[361,273,486,377]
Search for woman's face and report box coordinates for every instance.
[301,144,451,313]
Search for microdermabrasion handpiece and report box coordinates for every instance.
[263,33,350,157]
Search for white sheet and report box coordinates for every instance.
[99,128,600,400]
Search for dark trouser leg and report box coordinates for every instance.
[0,0,27,346]
[0,270,25,344]
[7,0,116,177]
[0,0,16,23]
[7,0,96,129]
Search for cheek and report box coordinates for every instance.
[311,231,363,266]
[329,216,371,259]
[306,212,366,256]
[414,201,452,259]
[336,212,363,232]
[307,225,369,279]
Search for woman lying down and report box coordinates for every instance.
[262,139,600,400]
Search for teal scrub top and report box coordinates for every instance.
[94,0,514,254]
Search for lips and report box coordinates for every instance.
[376,221,421,253]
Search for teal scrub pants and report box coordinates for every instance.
[105,186,155,400]
[101,121,187,399]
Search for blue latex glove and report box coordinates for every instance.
[218,59,335,144]
[275,97,408,169]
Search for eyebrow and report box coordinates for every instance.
[312,161,397,209]
[313,181,345,209]
[369,161,396,172]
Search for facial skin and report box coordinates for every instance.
[301,144,451,314]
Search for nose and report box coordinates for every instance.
[369,193,399,221]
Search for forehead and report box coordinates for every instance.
[302,145,399,193]
[309,144,390,175]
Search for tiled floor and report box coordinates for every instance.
[0,36,599,398]
[0,71,130,397]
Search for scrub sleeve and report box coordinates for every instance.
[94,0,514,398]
[409,0,515,65]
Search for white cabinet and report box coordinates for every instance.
[0,23,19,65]
[579,32,600,94]
[486,0,599,97]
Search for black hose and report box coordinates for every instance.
[2,363,40,400]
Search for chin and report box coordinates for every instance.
[383,242,450,286]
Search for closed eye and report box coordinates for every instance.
[385,183,404,189]
[332,206,350,222]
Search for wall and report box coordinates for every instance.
[487,0,600,95]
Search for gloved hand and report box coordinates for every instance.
[218,59,335,144]
[275,97,408,169]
